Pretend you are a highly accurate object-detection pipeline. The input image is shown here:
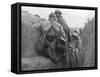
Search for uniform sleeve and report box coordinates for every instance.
[58,24,66,39]
[77,36,83,51]
[62,18,70,33]
[62,18,68,27]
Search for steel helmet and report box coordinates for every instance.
[55,10,62,15]
[49,12,57,19]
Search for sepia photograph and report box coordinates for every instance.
[21,5,96,71]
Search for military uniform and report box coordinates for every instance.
[55,10,70,41]
[35,13,66,55]
[68,31,84,67]
[49,18,66,39]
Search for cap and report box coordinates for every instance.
[55,10,62,15]
[49,12,57,19]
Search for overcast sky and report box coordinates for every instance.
[22,6,95,29]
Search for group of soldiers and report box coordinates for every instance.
[34,10,83,68]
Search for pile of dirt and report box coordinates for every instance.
[22,56,55,70]
[21,11,42,57]
[21,11,55,70]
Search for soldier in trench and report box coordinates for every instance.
[68,30,84,68]
[34,13,68,68]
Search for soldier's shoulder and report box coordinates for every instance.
[56,21,62,27]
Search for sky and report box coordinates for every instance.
[22,6,95,29]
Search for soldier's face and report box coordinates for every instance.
[49,17,57,21]
[56,13,61,18]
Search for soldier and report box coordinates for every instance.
[48,13,71,68]
[34,12,68,69]
[69,30,84,67]
[54,10,70,41]
[71,30,83,52]
[48,12,66,39]
[34,12,66,57]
